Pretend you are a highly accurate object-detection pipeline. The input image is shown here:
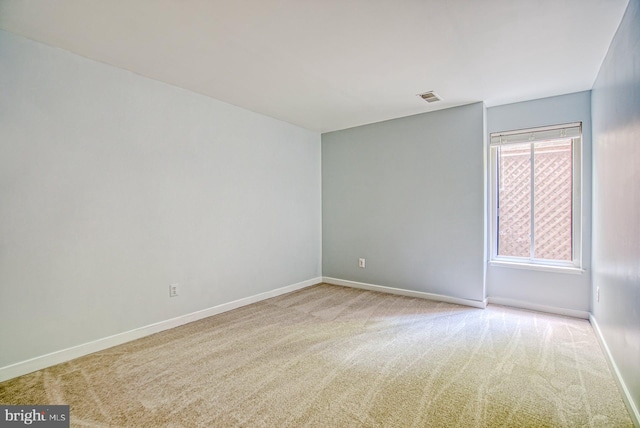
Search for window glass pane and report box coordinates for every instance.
[497,143,531,258]
[533,139,572,261]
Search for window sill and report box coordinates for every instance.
[488,260,585,275]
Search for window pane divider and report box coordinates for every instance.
[529,143,535,259]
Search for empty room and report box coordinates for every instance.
[1,1,638,427]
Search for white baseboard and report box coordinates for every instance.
[589,315,640,427]
[322,277,487,309]
[487,297,589,319]
[0,277,322,383]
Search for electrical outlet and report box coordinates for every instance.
[170,283,179,297]
[596,286,600,302]
[358,258,366,268]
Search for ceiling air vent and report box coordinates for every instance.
[417,91,442,103]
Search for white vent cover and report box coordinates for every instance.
[417,91,442,103]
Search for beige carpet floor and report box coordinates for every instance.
[0,284,633,427]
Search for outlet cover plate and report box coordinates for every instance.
[170,283,179,297]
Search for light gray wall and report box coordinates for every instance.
[486,92,592,312]
[0,30,322,368]
[591,0,640,417]
[322,103,485,302]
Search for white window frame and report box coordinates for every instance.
[488,122,583,273]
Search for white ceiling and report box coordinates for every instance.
[0,0,629,132]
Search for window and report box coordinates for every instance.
[489,123,582,270]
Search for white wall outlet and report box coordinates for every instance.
[170,283,180,297]
[596,286,600,302]
[358,258,366,268]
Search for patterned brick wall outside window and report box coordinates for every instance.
[497,139,572,261]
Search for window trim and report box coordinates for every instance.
[488,122,582,271]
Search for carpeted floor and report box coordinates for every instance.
[0,284,633,427]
